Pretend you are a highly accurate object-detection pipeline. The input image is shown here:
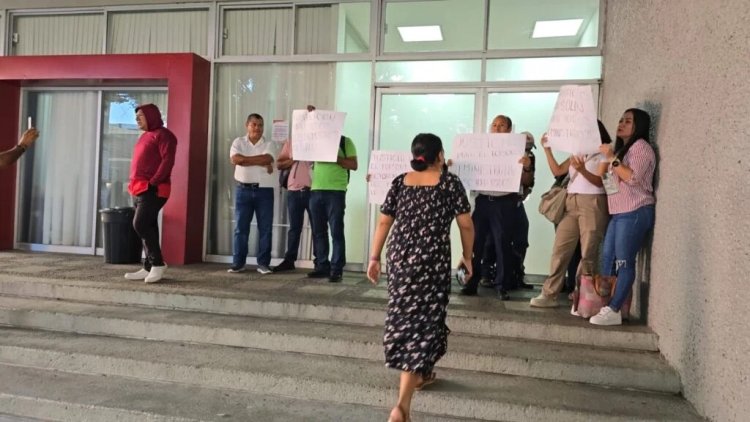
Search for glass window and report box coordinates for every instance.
[108,9,208,55]
[18,91,99,248]
[209,62,372,264]
[376,60,482,83]
[222,7,293,56]
[488,0,600,50]
[295,3,370,54]
[382,0,484,53]
[486,56,602,81]
[12,14,103,55]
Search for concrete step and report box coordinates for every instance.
[0,329,701,422]
[0,274,658,351]
[0,296,679,392]
[0,363,466,422]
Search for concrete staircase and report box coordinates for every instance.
[0,252,703,421]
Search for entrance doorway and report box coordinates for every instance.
[372,85,599,276]
[16,89,167,255]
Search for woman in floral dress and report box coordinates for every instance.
[367,133,474,422]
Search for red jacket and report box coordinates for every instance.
[128,104,177,198]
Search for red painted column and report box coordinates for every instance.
[0,82,21,250]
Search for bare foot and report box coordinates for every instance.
[387,405,408,422]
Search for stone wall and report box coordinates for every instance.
[600,1,750,421]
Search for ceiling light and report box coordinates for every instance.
[532,19,584,38]
[397,25,443,42]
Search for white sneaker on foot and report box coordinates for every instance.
[589,306,622,326]
[144,264,167,284]
[529,293,558,308]
[124,268,149,280]
[257,265,272,275]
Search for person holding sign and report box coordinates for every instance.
[460,115,532,300]
[227,113,277,275]
[307,134,358,282]
[273,107,316,273]
[0,127,39,169]
[367,133,474,422]
[589,109,656,326]
[530,120,612,309]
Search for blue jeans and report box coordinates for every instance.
[309,190,346,275]
[233,185,274,267]
[284,189,311,261]
[600,205,655,311]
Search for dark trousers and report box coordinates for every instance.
[465,194,517,292]
[132,188,167,270]
[309,190,346,275]
[284,189,311,261]
[233,185,274,267]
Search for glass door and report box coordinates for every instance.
[371,89,480,266]
[17,91,100,253]
[16,89,167,255]
[96,90,168,251]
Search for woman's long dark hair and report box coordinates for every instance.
[410,133,443,171]
[597,119,612,144]
[614,108,650,160]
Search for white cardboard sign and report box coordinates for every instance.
[367,151,413,205]
[452,133,525,192]
[291,109,347,162]
[546,85,601,155]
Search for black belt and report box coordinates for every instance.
[477,193,519,201]
[237,182,260,188]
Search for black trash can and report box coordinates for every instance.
[100,207,143,264]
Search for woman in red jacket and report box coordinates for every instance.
[124,104,177,284]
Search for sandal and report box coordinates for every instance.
[415,371,436,390]
[387,405,409,422]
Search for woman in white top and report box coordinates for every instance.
[530,121,612,308]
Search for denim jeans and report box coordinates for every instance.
[284,189,311,261]
[309,190,346,275]
[132,187,167,270]
[233,185,274,268]
[600,204,655,311]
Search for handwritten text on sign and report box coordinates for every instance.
[452,133,525,192]
[368,151,413,205]
[546,85,600,155]
[291,110,347,162]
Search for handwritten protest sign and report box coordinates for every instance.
[272,120,289,143]
[546,85,600,155]
[452,133,525,192]
[367,151,413,205]
[291,109,347,162]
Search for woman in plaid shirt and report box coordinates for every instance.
[590,108,656,326]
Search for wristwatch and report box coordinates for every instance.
[611,158,620,167]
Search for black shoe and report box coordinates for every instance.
[459,287,477,296]
[479,278,495,288]
[328,274,342,283]
[307,269,330,279]
[272,259,295,273]
[518,281,534,290]
[498,289,510,301]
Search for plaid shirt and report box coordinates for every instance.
[607,139,656,214]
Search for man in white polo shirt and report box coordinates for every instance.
[228,113,278,274]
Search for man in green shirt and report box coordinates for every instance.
[307,135,358,282]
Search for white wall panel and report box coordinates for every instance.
[108,9,207,55]
[12,14,103,55]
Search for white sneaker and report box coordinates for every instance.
[529,293,558,308]
[144,264,167,284]
[256,265,272,275]
[124,268,149,280]
[589,306,622,326]
[570,305,580,317]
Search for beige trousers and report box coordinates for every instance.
[542,193,609,298]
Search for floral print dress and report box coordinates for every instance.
[380,171,471,376]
